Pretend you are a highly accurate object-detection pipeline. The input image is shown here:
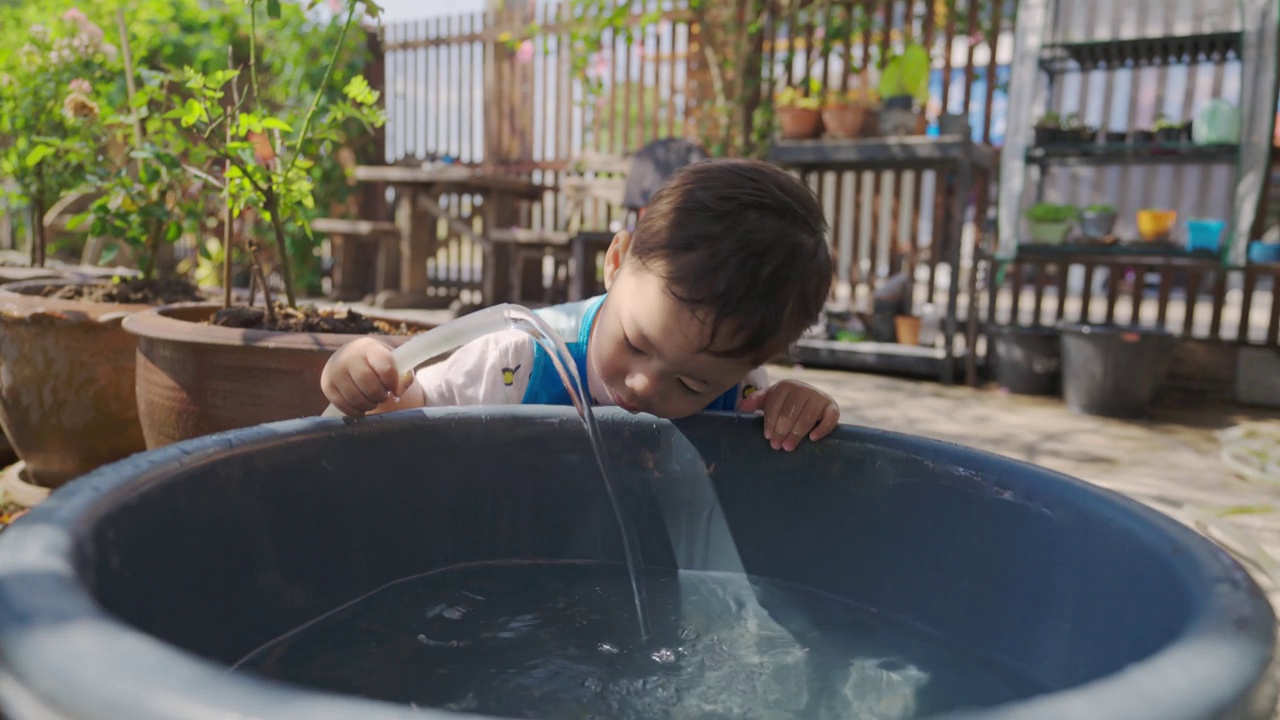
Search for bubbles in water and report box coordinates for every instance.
[650,647,678,664]
[236,562,1047,720]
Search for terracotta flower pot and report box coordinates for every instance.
[0,280,151,487]
[777,106,823,139]
[820,104,872,139]
[894,315,922,345]
[123,303,435,449]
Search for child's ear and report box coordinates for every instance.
[602,231,631,290]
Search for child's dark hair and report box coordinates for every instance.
[628,158,831,362]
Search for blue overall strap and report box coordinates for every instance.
[522,296,605,406]
[703,385,741,412]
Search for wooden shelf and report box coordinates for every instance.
[1025,143,1237,167]
[768,136,998,171]
[788,339,956,380]
[1039,31,1242,73]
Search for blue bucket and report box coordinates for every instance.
[1185,219,1226,252]
[1248,241,1280,264]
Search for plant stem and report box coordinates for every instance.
[248,1,263,111]
[264,189,296,308]
[30,192,44,268]
[115,9,144,153]
[244,233,275,324]
[117,7,162,280]
[224,47,237,309]
[285,2,358,180]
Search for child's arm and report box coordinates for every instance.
[321,330,535,417]
[737,368,840,451]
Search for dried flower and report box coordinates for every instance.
[63,92,100,120]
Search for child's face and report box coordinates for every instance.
[588,233,754,419]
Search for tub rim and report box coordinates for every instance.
[0,406,1273,720]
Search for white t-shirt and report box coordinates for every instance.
[414,329,770,411]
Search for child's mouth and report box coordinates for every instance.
[610,389,641,414]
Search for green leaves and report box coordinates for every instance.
[23,144,54,168]
[342,75,378,106]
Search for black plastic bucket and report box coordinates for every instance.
[1060,324,1175,418]
[0,408,1272,719]
[989,326,1061,395]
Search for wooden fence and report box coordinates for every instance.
[372,0,1013,310]
[369,0,1278,358]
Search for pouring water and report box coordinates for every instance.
[321,304,651,641]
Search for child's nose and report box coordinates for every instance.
[625,372,655,399]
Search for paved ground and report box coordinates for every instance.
[772,363,1280,616]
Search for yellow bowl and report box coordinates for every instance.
[1137,210,1177,240]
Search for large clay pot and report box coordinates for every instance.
[0,280,150,487]
[122,303,435,449]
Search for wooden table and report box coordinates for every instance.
[351,164,545,308]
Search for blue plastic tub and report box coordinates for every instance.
[0,408,1273,719]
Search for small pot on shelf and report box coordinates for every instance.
[878,95,924,137]
[1025,203,1079,245]
[777,106,823,139]
[1080,206,1119,239]
[1136,209,1177,242]
[1131,129,1155,144]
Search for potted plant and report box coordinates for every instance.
[1103,129,1128,144]
[1034,112,1062,145]
[1080,203,1118,239]
[775,85,822,140]
[1131,126,1155,144]
[877,42,930,136]
[1154,115,1183,144]
[1025,202,1078,245]
[0,10,115,273]
[820,82,878,139]
[0,8,215,487]
[122,0,438,450]
[1063,114,1096,144]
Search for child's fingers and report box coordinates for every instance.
[766,389,809,449]
[761,384,793,441]
[781,397,824,451]
[352,359,394,407]
[809,403,841,441]
[331,382,370,418]
[364,345,402,394]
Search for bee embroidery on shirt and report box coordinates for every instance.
[742,384,759,399]
[501,364,522,386]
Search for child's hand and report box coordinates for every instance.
[321,337,415,417]
[740,380,840,451]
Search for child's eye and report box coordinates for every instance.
[623,333,645,356]
[677,379,702,395]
